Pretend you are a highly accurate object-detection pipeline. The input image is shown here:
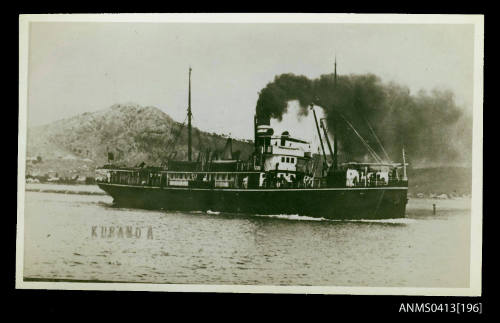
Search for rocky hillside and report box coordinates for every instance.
[26,104,254,176]
[25,104,472,197]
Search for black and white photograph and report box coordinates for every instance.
[17,14,483,295]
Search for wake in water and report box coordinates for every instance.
[95,202,414,224]
[345,218,417,224]
[210,211,416,224]
[256,214,415,224]
[254,213,327,221]
[97,201,114,208]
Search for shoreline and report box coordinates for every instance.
[25,188,107,196]
[25,183,106,196]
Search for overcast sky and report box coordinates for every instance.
[27,22,475,140]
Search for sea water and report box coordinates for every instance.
[22,188,471,287]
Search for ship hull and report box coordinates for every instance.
[98,183,408,219]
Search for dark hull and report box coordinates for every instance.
[98,183,408,220]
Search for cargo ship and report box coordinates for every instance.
[96,68,408,219]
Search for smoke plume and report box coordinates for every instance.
[256,73,472,167]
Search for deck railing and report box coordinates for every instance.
[97,169,408,189]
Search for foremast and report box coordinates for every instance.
[187,67,192,161]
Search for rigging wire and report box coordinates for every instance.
[340,79,391,163]
[362,115,391,162]
[350,97,391,162]
[336,113,384,163]
[165,115,188,158]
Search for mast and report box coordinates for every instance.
[254,115,258,150]
[188,67,192,161]
[311,105,328,169]
[332,54,338,170]
[332,116,338,171]
[402,147,407,181]
[334,54,337,86]
[320,118,334,168]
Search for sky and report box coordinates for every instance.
[27,21,475,141]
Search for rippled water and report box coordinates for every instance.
[23,190,471,287]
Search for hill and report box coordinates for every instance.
[26,103,254,178]
[25,104,472,197]
[407,167,472,197]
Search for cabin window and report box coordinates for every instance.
[286,157,290,163]
[281,157,285,163]
[290,157,294,163]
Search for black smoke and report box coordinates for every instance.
[256,73,472,166]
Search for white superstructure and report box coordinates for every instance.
[256,128,313,183]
